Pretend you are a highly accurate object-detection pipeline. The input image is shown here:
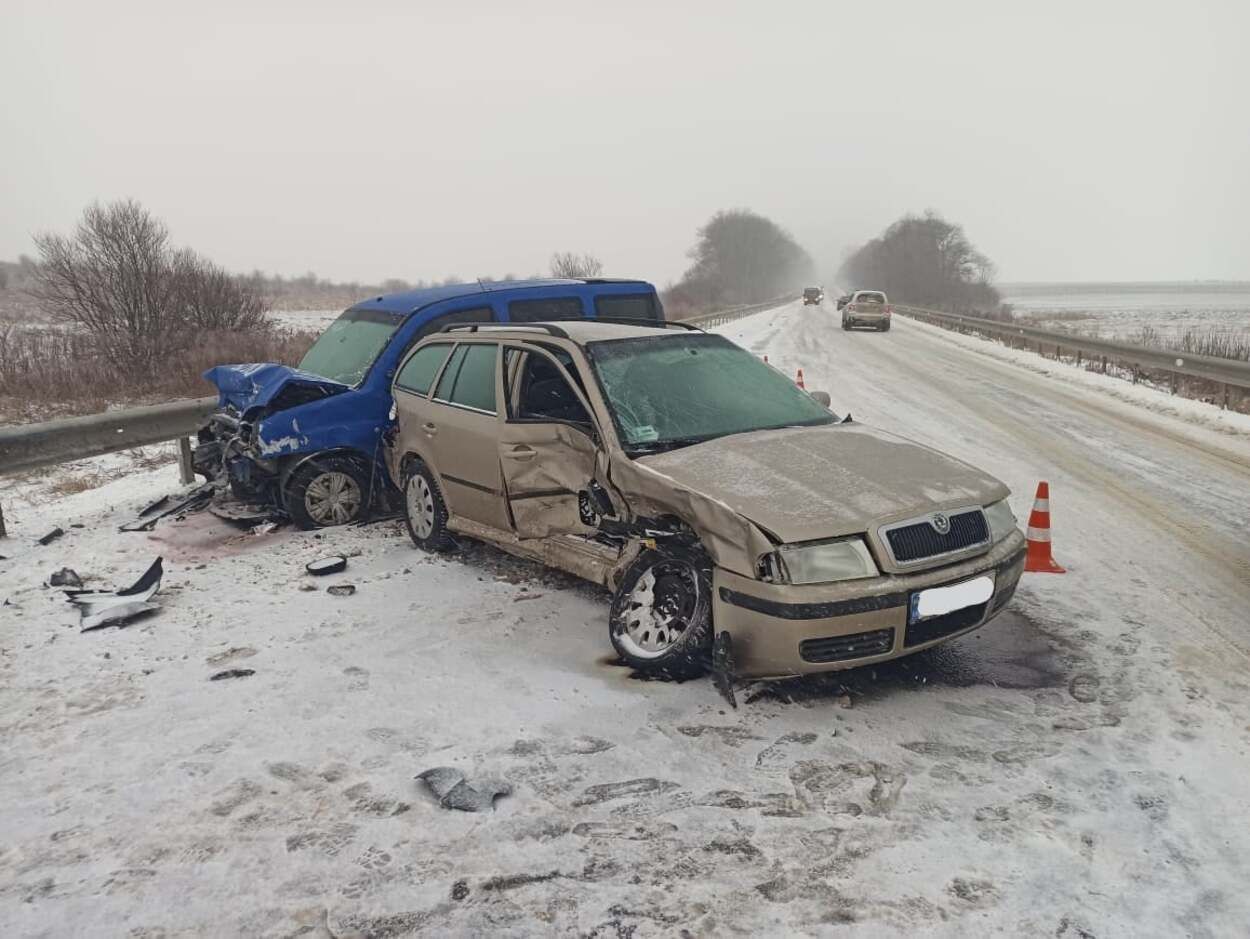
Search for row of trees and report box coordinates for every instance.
[666,209,813,314]
[30,200,270,368]
[837,211,1001,313]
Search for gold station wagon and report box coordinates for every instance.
[385,320,1026,679]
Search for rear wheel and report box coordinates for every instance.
[609,548,713,677]
[402,461,454,552]
[880,321,891,332]
[841,318,850,330]
[285,456,370,529]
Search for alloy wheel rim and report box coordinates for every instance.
[304,471,363,525]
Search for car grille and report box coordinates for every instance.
[799,628,895,664]
[884,509,988,565]
[904,601,988,647]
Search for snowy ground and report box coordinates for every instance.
[3,301,1249,936]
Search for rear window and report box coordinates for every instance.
[435,343,497,413]
[509,297,583,322]
[395,343,452,396]
[856,292,886,304]
[595,293,661,323]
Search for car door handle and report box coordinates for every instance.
[422,422,438,437]
[503,445,536,461]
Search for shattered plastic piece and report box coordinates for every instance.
[69,558,163,622]
[327,584,356,597]
[37,528,65,546]
[48,568,83,588]
[209,502,273,527]
[116,557,164,597]
[210,668,256,681]
[306,556,347,576]
[81,600,159,632]
[416,767,512,812]
[138,495,170,517]
[121,484,213,532]
[712,631,737,710]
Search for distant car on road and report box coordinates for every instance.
[194,278,664,528]
[802,286,824,305]
[842,290,892,331]
[387,319,1024,679]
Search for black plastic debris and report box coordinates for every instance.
[48,568,83,589]
[37,528,65,546]
[121,484,213,532]
[327,584,356,597]
[416,767,512,812]
[116,557,164,597]
[81,601,159,632]
[712,631,738,710]
[306,556,347,576]
[210,668,255,681]
[209,502,273,527]
[138,495,170,517]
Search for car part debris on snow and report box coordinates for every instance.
[416,767,512,812]
[81,600,160,632]
[47,568,83,588]
[137,495,170,517]
[120,484,214,532]
[306,555,347,576]
[37,528,65,546]
[712,631,738,710]
[67,557,164,631]
[327,584,356,597]
[209,668,256,681]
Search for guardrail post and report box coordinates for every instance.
[1223,383,1230,411]
[0,501,7,539]
[178,437,195,485]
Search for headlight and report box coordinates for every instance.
[983,498,1018,543]
[770,537,878,585]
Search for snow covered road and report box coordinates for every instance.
[2,301,1248,936]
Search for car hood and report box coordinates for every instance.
[203,363,349,414]
[634,422,1008,544]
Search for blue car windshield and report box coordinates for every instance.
[298,309,403,386]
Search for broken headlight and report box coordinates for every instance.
[766,537,879,585]
[983,499,1018,543]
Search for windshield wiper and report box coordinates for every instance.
[628,435,716,455]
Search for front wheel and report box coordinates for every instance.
[285,456,371,529]
[880,321,891,332]
[609,548,713,677]
[841,319,851,331]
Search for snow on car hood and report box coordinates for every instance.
[202,363,349,414]
[634,422,1009,544]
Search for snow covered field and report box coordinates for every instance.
[3,301,1249,936]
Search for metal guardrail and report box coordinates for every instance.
[0,295,798,535]
[895,304,1250,407]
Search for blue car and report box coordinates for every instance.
[196,278,664,528]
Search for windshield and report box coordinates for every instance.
[587,333,836,452]
[297,309,403,385]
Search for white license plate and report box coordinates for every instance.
[909,575,995,623]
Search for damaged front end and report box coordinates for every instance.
[195,364,356,520]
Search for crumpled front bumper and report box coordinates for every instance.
[712,530,1027,679]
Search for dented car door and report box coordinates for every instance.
[498,344,602,539]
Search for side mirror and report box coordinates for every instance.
[810,390,832,408]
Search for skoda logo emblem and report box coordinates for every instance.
[930,513,951,535]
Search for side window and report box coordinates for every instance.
[595,293,660,323]
[513,352,591,425]
[395,343,452,395]
[508,297,583,322]
[433,345,467,401]
[445,343,498,413]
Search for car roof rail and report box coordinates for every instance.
[441,322,571,339]
[589,316,704,332]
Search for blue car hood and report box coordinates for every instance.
[203,363,349,413]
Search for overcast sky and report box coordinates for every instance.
[3,0,1247,286]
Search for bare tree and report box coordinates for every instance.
[29,199,270,368]
[550,251,604,279]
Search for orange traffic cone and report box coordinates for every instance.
[1024,481,1066,573]
[795,368,806,389]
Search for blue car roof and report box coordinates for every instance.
[347,278,654,316]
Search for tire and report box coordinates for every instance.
[881,321,891,332]
[609,547,713,677]
[401,460,454,552]
[841,318,850,331]
[285,455,371,530]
